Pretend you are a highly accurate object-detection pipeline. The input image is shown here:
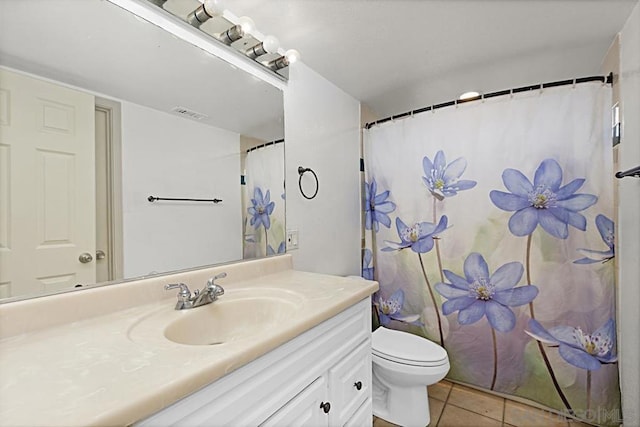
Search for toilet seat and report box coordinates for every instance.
[372,327,448,367]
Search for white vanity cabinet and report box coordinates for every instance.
[136,298,372,426]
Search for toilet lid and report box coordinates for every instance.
[372,327,448,367]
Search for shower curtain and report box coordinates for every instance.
[363,83,620,425]
[242,143,285,259]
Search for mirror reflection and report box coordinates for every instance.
[0,0,285,301]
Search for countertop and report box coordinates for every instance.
[0,256,378,426]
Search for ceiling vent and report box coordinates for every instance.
[170,106,208,120]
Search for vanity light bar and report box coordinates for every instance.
[146,0,300,78]
[266,49,300,71]
[216,25,245,45]
[266,56,289,71]
[245,35,279,59]
[246,42,270,59]
[109,0,285,88]
[186,0,225,27]
[186,5,215,27]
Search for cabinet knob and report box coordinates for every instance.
[320,401,331,414]
[354,381,362,391]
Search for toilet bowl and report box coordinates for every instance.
[372,326,450,427]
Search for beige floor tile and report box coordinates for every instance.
[437,404,503,427]
[428,380,453,401]
[504,400,569,427]
[446,384,505,421]
[373,415,401,427]
[429,397,445,426]
[567,420,595,427]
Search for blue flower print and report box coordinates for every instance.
[434,253,538,332]
[362,248,374,280]
[423,151,477,200]
[574,214,615,264]
[375,289,421,326]
[526,318,617,370]
[248,187,275,230]
[382,216,448,253]
[365,178,396,231]
[267,241,286,256]
[489,159,597,239]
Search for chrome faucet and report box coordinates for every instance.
[165,273,226,310]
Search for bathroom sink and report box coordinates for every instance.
[164,296,299,346]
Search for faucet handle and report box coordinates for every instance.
[207,272,227,286]
[206,273,226,298]
[165,283,192,301]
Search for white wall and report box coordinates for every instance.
[284,63,362,276]
[617,3,640,425]
[121,102,242,278]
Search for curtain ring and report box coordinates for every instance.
[298,166,319,199]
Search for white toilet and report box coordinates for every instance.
[372,326,450,427]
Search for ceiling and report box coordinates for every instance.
[227,0,638,119]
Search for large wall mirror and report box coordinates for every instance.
[0,0,285,302]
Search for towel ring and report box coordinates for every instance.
[298,166,319,199]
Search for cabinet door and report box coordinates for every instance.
[328,340,372,425]
[344,398,372,427]
[261,376,329,427]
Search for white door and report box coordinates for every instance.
[94,106,110,284]
[0,68,95,298]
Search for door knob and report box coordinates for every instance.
[78,252,93,263]
[96,250,106,260]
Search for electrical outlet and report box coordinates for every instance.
[286,229,299,250]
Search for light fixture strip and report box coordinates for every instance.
[213,8,300,72]
[246,42,268,59]
[217,25,244,45]
[267,56,289,71]
[187,5,214,27]
[108,0,287,88]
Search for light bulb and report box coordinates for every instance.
[236,16,255,35]
[203,0,225,17]
[284,49,300,64]
[262,35,280,54]
[459,91,480,100]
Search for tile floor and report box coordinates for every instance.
[373,380,594,427]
